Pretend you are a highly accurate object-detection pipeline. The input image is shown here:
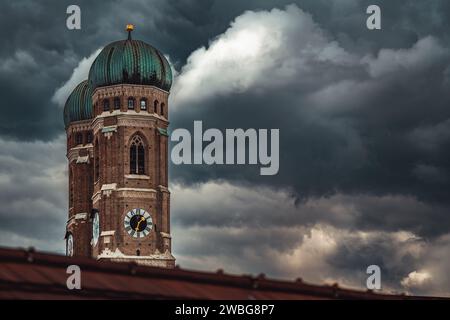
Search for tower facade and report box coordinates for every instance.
[64,26,175,268]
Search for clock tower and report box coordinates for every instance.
[64,25,175,268]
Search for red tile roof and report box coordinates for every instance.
[0,247,445,300]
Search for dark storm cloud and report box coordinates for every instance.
[0,136,67,252]
[170,182,450,295]
[326,232,450,295]
[168,4,450,239]
[171,181,450,237]
[0,0,222,140]
[0,0,307,140]
[2,0,450,141]
[1,0,450,296]
[162,2,450,295]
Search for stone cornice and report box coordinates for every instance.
[158,185,170,194]
[92,187,158,203]
[92,84,169,100]
[116,188,157,199]
[91,111,168,135]
[67,144,94,162]
[67,120,92,133]
[97,248,175,267]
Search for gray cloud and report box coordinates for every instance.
[0,135,67,253]
[0,0,450,296]
[169,4,450,230]
[171,181,450,295]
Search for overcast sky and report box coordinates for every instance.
[1,0,450,296]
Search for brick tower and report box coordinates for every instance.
[64,25,175,268]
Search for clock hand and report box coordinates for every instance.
[135,216,145,231]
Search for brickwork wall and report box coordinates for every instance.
[66,121,94,257]
[67,84,173,265]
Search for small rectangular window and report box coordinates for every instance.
[128,98,135,110]
[103,99,110,111]
[114,98,121,110]
[140,99,147,110]
[75,133,83,145]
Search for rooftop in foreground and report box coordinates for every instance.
[0,247,446,300]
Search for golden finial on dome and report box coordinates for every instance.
[126,24,134,40]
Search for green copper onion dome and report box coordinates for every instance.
[63,80,93,127]
[88,29,172,92]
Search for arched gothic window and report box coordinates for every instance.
[154,100,159,113]
[161,103,165,117]
[130,135,145,174]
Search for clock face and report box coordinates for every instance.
[67,233,74,257]
[92,212,100,246]
[124,208,153,238]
